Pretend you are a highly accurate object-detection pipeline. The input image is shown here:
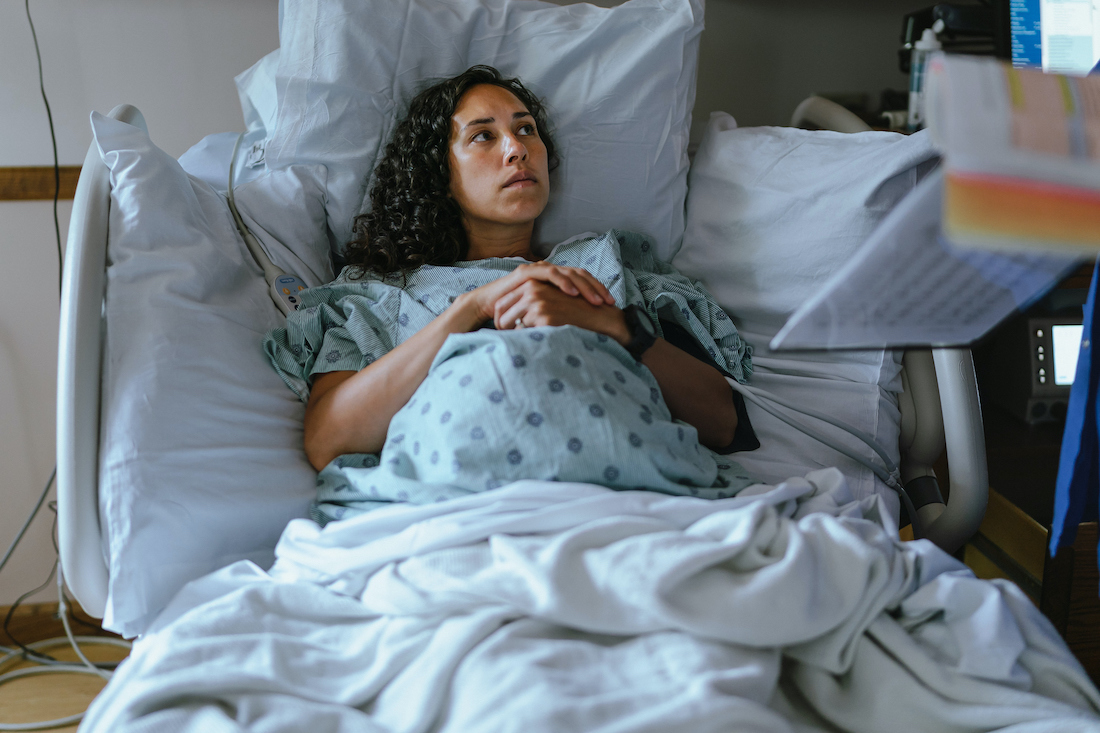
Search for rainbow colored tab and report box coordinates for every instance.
[944,170,1100,252]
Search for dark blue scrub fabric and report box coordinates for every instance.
[1050,260,1099,556]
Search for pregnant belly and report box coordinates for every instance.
[381,325,725,494]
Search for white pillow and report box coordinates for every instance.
[675,113,940,511]
[93,112,329,637]
[235,49,280,138]
[677,113,939,334]
[263,0,703,260]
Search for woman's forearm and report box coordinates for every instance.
[303,295,485,470]
[640,338,739,450]
[501,291,740,451]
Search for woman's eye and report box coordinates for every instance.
[518,124,535,136]
[472,131,492,143]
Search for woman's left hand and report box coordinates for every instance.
[493,280,629,343]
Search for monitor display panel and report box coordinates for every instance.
[1052,323,1084,385]
[1011,0,1100,74]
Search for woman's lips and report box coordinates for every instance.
[503,172,536,188]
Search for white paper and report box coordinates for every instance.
[771,169,1080,350]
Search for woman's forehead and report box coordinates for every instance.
[452,84,531,125]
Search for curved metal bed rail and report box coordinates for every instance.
[790,96,990,554]
[57,104,146,618]
[925,348,989,552]
[790,96,873,133]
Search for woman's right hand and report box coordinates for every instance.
[460,262,615,325]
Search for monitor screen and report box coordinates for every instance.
[1011,0,1100,74]
[1052,323,1084,385]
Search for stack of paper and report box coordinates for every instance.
[927,55,1100,254]
[771,55,1089,351]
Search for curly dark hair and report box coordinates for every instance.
[344,65,559,280]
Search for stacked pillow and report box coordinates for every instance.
[675,112,939,510]
[96,0,708,636]
[94,113,330,637]
[677,112,939,333]
[249,0,704,260]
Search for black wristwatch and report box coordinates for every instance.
[622,304,658,359]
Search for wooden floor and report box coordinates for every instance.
[0,603,130,732]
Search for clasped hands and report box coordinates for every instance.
[461,262,630,345]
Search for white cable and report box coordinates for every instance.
[56,563,112,682]
[0,562,131,731]
[228,132,308,317]
[228,133,281,283]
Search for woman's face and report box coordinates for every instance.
[448,84,550,234]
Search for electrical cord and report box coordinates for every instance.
[0,471,52,580]
[0,560,129,731]
[23,0,62,295]
[0,4,132,730]
[229,132,308,316]
[0,485,131,731]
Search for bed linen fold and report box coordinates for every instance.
[81,472,1100,733]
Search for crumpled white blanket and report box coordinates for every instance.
[81,470,1100,733]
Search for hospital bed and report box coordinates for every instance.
[53,0,1100,730]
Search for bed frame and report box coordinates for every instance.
[56,103,990,620]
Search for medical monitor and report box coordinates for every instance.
[1020,316,1084,422]
[1051,322,1084,385]
[1010,0,1100,74]
[977,312,1084,425]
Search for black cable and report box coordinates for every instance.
[2,560,59,664]
[0,499,62,664]
[24,0,63,296]
[0,472,52,580]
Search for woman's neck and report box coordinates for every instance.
[463,221,539,261]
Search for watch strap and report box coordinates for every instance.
[623,304,657,359]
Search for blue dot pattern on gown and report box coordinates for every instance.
[310,326,756,524]
[263,230,756,526]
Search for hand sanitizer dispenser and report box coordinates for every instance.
[908,20,943,132]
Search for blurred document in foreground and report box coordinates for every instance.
[772,169,1079,350]
[926,54,1100,254]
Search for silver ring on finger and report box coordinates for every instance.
[515,317,526,329]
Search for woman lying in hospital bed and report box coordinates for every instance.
[265,66,761,525]
[78,56,1100,733]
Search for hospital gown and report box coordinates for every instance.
[265,230,757,524]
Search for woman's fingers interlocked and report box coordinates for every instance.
[517,262,613,307]
[466,262,614,325]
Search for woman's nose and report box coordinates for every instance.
[504,135,528,164]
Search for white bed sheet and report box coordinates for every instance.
[81,474,1100,732]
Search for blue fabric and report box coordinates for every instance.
[264,230,758,525]
[1050,260,1100,555]
[311,326,758,525]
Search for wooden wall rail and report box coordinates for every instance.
[0,166,81,201]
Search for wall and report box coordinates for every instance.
[695,0,925,136]
[0,0,279,606]
[1,0,925,607]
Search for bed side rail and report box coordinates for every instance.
[791,97,989,554]
[57,104,146,618]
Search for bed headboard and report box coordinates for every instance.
[57,103,145,619]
